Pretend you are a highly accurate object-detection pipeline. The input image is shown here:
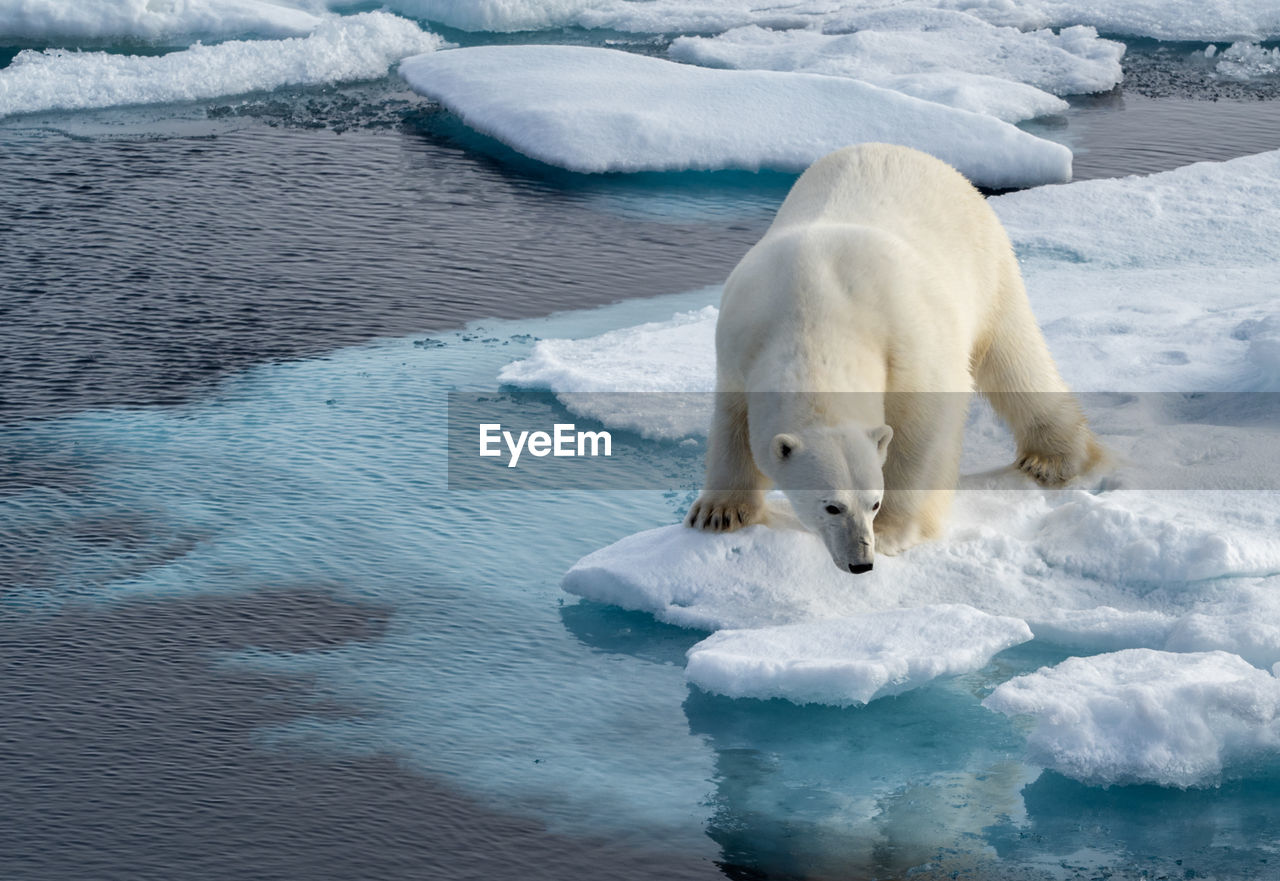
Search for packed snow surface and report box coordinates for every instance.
[0,0,321,44]
[685,604,1033,706]
[514,150,1280,778]
[0,13,445,119]
[960,0,1280,42]
[983,650,1280,786]
[398,45,1072,187]
[670,16,1123,122]
[344,0,1280,41]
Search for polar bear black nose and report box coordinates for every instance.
[848,562,873,574]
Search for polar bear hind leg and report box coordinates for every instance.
[974,271,1103,486]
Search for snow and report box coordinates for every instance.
[398,45,1072,188]
[336,1,1280,42]
[0,13,446,120]
[498,306,716,440]
[0,0,321,44]
[505,152,1280,397]
[993,149,1280,272]
[348,0,600,33]
[670,16,1123,123]
[685,605,1033,706]
[1212,41,1280,79]
[514,149,1280,735]
[983,650,1280,787]
[959,1,1280,43]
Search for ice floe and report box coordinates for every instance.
[497,306,717,440]
[398,44,1072,187]
[994,148,1280,271]
[1209,41,1280,79]
[508,150,1280,398]
[0,0,321,44]
[341,0,1280,42]
[669,15,1123,122]
[960,0,1280,43]
[0,13,445,119]
[515,149,1280,737]
[983,650,1280,786]
[356,0,600,33]
[685,604,1033,706]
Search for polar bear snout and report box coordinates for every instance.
[830,531,875,574]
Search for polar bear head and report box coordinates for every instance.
[765,423,892,573]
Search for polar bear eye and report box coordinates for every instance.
[824,504,843,515]
[872,501,881,512]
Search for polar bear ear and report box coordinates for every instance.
[772,433,801,462]
[868,424,893,463]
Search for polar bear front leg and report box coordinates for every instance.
[686,391,767,532]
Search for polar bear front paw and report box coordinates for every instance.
[686,491,763,532]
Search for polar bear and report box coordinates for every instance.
[686,143,1101,572]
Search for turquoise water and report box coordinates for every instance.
[6,285,1280,879]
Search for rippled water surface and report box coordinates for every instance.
[3,53,1280,881]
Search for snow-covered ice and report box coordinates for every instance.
[350,0,600,33]
[0,13,446,120]
[959,0,1280,43]
[670,15,1123,123]
[685,604,1033,706]
[515,149,1280,748]
[0,0,321,44]
[994,148,1280,272]
[398,45,1072,188]
[497,305,717,440]
[1211,41,1280,79]
[983,650,1280,786]
[335,0,1280,42]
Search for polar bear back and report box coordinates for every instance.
[716,143,1008,395]
[770,143,1009,253]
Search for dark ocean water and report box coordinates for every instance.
[3,44,1280,881]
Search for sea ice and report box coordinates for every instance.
[983,649,1280,786]
[497,306,716,440]
[0,13,445,120]
[0,0,321,44]
[669,16,1123,122]
[1212,41,1280,79]
[959,0,1280,43]
[685,604,1033,706]
[506,151,1280,398]
[993,149,1280,271]
[336,0,1280,42]
[524,150,1280,714]
[341,0,601,33]
[397,44,1072,187]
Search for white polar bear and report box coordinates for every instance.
[686,143,1101,572]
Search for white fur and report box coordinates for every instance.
[687,143,1100,570]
